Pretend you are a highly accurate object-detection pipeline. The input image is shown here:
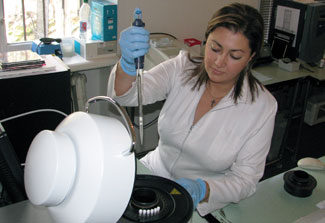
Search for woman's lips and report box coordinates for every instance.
[211,67,224,75]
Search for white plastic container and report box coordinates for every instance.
[60,37,75,57]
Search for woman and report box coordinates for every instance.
[107,3,277,216]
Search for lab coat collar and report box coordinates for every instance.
[210,75,251,110]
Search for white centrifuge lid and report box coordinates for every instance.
[24,97,136,223]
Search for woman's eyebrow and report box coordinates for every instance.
[212,40,223,48]
[212,39,246,53]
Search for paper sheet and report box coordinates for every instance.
[294,209,325,223]
[252,70,273,82]
[317,200,325,209]
[275,5,300,47]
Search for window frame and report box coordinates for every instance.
[1,0,35,52]
[0,0,84,52]
[0,0,8,52]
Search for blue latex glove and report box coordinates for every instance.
[119,26,150,76]
[176,178,206,210]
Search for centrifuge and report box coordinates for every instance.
[24,96,193,223]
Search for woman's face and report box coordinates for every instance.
[204,26,255,87]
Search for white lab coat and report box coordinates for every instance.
[107,51,277,216]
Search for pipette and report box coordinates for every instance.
[132,8,145,146]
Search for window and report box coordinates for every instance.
[0,0,82,52]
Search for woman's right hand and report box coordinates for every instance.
[119,26,150,76]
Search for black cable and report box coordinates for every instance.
[133,115,159,129]
[35,41,42,54]
[150,32,177,40]
[127,102,164,130]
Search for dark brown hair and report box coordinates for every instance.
[187,3,265,103]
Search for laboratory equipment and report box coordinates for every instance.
[91,0,117,41]
[147,34,200,65]
[298,157,325,170]
[283,170,317,197]
[74,38,117,59]
[120,174,193,223]
[24,96,136,222]
[269,0,325,64]
[133,8,145,146]
[23,96,193,222]
[31,38,63,59]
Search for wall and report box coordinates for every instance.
[79,67,111,115]
[117,0,260,44]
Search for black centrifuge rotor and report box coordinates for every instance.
[119,174,193,223]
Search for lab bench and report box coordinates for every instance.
[0,157,324,223]
[211,156,325,223]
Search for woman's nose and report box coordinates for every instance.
[215,54,227,67]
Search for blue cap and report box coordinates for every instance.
[134,8,142,20]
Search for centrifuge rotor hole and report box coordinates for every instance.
[131,188,158,209]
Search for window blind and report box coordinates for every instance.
[260,0,274,42]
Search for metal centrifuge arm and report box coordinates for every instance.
[133,8,145,146]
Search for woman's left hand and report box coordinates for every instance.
[175,178,206,210]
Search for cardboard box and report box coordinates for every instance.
[91,0,117,41]
[74,38,116,59]
[304,95,325,126]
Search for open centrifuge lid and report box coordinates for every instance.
[24,96,136,223]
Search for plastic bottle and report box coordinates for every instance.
[79,0,91,40]
[320,51,325,69]
[320,58,325,69]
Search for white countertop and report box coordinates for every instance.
[214,156,325,223]
[253,61,325,85]
[62,53,119,72]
